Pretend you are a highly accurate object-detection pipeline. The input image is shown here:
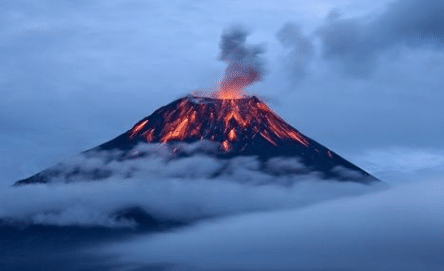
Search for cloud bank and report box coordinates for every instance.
[98,178,444,271]
[1,143,383,228]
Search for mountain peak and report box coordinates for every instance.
[98,95,310,153]
[14,95,380,186]
[92,95,379,183]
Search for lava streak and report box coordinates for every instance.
[130,120,148,138]
[128,96,310,153]
[228,129,236,141]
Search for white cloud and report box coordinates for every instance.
[97,177,444,271]
[0,145,383,227]
[0,176,380,227]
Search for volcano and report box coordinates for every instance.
[14,94,379,186]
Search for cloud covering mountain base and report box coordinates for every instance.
[3,145,443,270]
[97,178,444,271]
[1,143,384,228]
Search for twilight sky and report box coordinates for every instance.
[1,0,444,185]
[1,1,444,270]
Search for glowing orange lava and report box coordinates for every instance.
[213,88,244,99]
[161,117,189,143]
[212,66,249,99]
[128,95,311,152]
[130,120,148,138]
[222,140,230,151]
[228,129,236,141]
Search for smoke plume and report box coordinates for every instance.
[218,25,265,94]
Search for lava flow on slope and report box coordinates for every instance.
[92,93,378,183]
[14,92,379,186]
[100,95,309,152]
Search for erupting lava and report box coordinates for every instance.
[213,61,262,99]
[119,95,311,153]
[213,25,264,100]
[87,93,376,183]
[213,88,244,99]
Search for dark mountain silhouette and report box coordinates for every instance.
[14,95,379,186]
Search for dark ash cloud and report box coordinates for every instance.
[376,0,444,45]
[318,18,378,77]
[317,0,444,77]
[218,25,266,91]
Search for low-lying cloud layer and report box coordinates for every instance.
[1,143,383,228]
[97,177,444,271]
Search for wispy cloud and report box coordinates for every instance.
[276,22,314,82]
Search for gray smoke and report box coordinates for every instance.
[276,22,314,82]
[218,25,266,90]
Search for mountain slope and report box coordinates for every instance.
[14,95,379,186]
